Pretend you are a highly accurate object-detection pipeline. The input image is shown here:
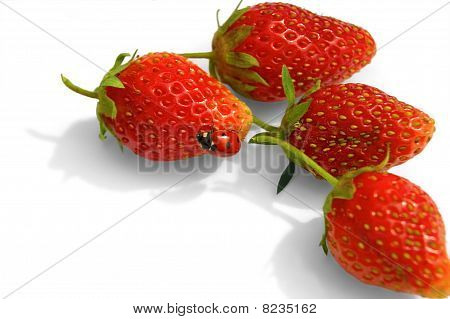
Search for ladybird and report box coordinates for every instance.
[196,129,241,157]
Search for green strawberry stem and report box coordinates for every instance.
[249,134,339,187]
[180,52,215,60]
[252,116,279,132]
[61,75,98,99]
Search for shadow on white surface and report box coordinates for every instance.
[209,144,415,299]
[271,214,415,299]
[28,118,415,298]
[28,118,214,197]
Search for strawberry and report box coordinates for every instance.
[323,170,450,298]
[288,82,435,177]
[62,52,253,161]
[183,1,376,102]
[250,66,434,192]
[252,123,449,297]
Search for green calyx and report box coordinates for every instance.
[279,65,320,139]
[180,1,267,95]
[251,66,321,139]
[215,0,248,37]
[212,0,268,94]
[61,50,137,141]
[250,65,321,192]
[319,148,390,255]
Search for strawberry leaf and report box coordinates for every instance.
[277,161,296,194]
[209,60,218,79]
[105,51,137,79]
[225,52,259,68]
[112,52,131,69]
[280,99,312,138]
[282,65,296,107]
[93,51,137,144]
[101,75,124,88]
[319,217,329,255]
[222,25,254,50]
[96,51,136,120]
[96,89,117,119]
[303,79,321,98]
[62,51,137,145]
[230,67,269,86]
[218,0,249,35]
[97,113,108,141]
[222,74,256,93]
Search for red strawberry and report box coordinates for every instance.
[324,171,450,298]
[184,1,376,102]
[249,67,435,194]
[62,52,253,161]
[251,124,449,297]
[288,83,435,177]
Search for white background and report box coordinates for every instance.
[1,0,449,316]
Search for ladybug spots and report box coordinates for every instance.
[196,129,241,157]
